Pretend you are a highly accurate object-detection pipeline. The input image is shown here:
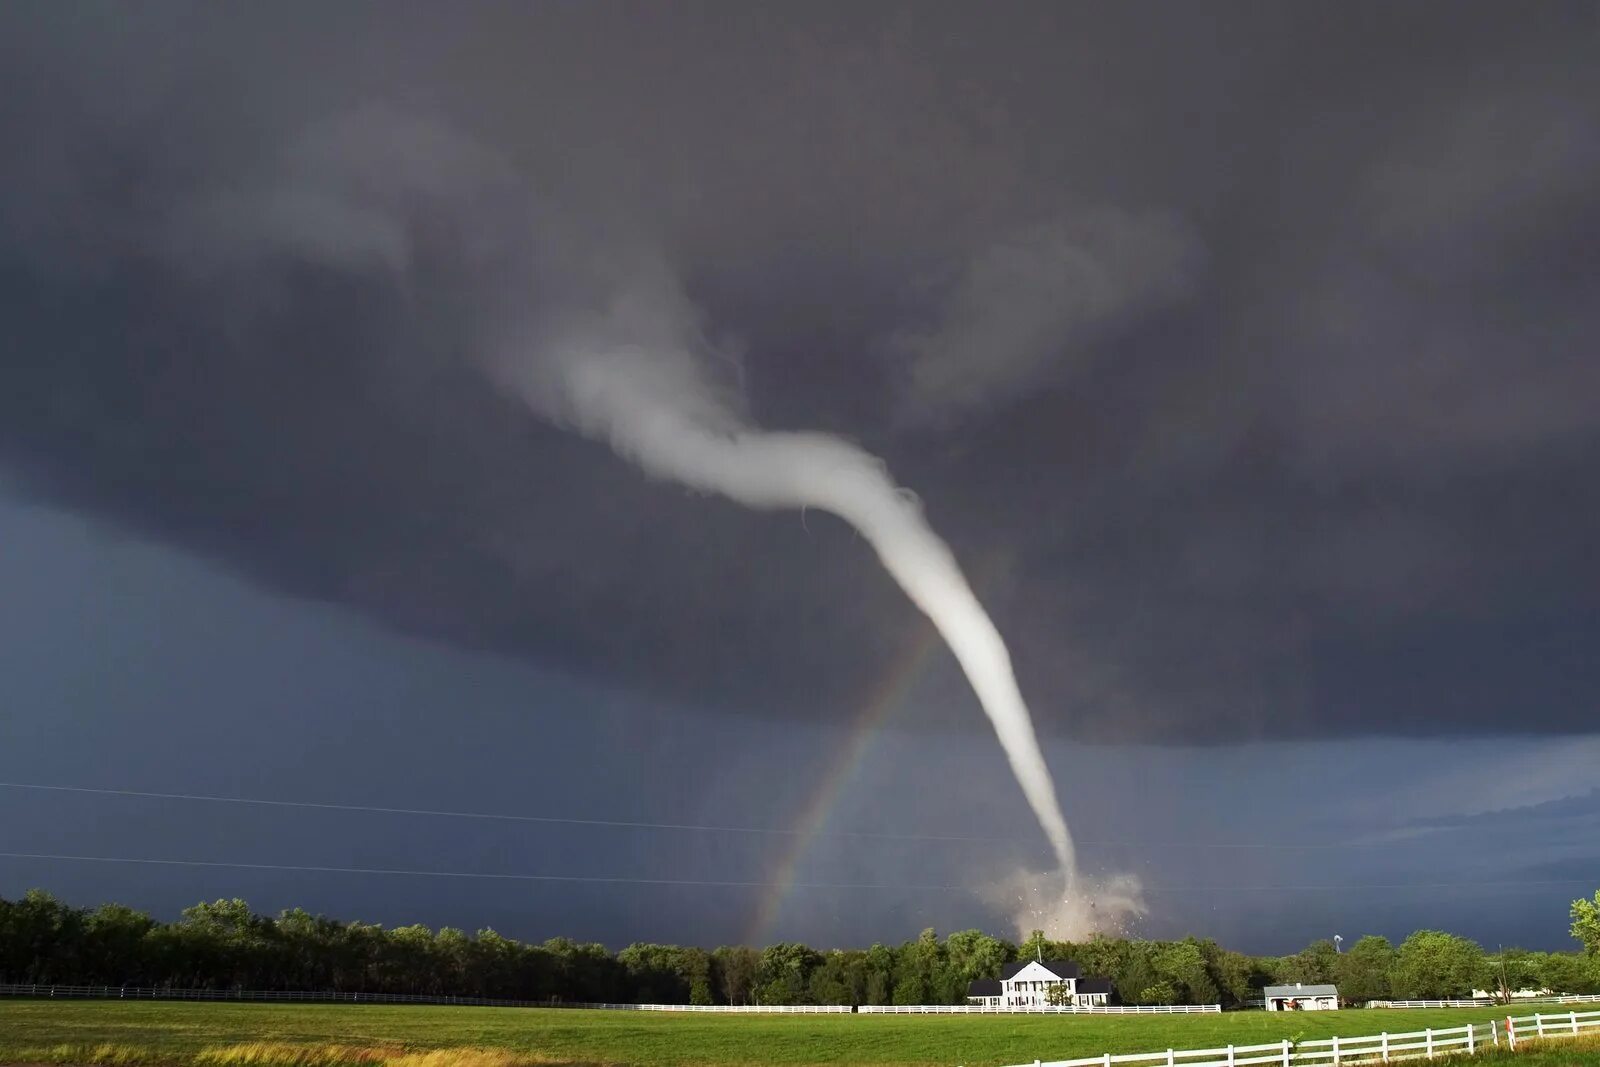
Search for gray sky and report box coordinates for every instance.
[1,1,1597,953]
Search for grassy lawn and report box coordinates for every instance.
[0,1000,1553,1067]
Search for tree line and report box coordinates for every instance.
[3,888,1597,1007]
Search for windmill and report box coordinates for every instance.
[1334,935,1344,953]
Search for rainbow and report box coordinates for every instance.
[743,621,947,944]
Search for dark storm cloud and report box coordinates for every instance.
[2,1,1597,742]
[1404,789,1600,834]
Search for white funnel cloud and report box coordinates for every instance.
[492,263,1081,888]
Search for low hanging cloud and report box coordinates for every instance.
[886,210,1196,421]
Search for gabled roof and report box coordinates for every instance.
[1000,959,1082,980]
[1264,983,1338,998]
[967,978,1003,996]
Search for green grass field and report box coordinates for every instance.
[0,1000,1572,1067]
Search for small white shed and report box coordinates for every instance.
[1264,982,1338,1010]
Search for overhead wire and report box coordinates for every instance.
[0,851,1590,896]
[0,780,1430,850]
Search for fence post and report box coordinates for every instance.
[1491,1020,1499,1047]
[1103,1054,1111,1067]
[1282,1038,1290,1067]
[1507,1017,1516,1050]
[1573,1010,1580,1035]
[1535,1012,1544,1037]
[1168,1049,1175,1067]
[1381,1032,1389,1062]
[1331,1034,1339,1066]
[1227,1045,1235,1066]
[1425,1027,1433,1059]
[1466,1023,1474,1054]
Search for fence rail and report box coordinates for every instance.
[861,1004,1219,1015]
[1008,1008,1600,1067]
[0,984,1221,1014]
[586,1002,852,1013]
[0,985,853,1012]
[0,984,556,1008]
[1369,993,1600,1009]
[1366,999,1491,1009]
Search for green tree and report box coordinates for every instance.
[1279,939,1339,985]
[1019,929,1053,963]
[1334,936,1395,1004]
[1489,948,1542,999]
[806,951,856,1005]
[81,902,154,985]
[675,947,714,1006]
[1113,943,1160,1007]
[0,890,83,984]
[892,928,947,1004]
[382,924,438,994]
[1538,952,1600,995]
[711,945,759,1005]
[433,927,471,995]
[943,929,1012,1002]
[756,942,819,1004]
[1138,980,1178,1004]
[1212,949,1268,1008]
[1573,891,1600,956]
[1153,940,1219,1005]
[862,942,895,1005]
[1071,936,1131,989]
[619,942,689,1003]
[1391,930,1488,999]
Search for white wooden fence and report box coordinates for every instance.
[0,984,1213,1014]
[1369,993,1600,1009]
[583,1002,852,1013]
[0,984,549,1007]
[862,1004,1219,1015]
[0,986,854,1012]
[1006,1008,1600,1067]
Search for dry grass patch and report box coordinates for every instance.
[0,1046,590,1067]
[385,1050,567,1067]
[190,1045,583,1067]
[7,1043,169,1066]
[195,1044,394,1067]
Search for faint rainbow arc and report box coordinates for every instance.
[743,622,947,945]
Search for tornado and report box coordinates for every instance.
[512,335,1080,889]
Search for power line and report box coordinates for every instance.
[0,851,962,891]
[0,781,1405,850]
[0,781,998,844]
[0,850,1591,895]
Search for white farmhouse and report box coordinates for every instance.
[1264,982,1339,1010]
[966,959,1113,1009]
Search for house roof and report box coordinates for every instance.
[1078,977,1113,995]
[1264,984,1338,998]
[1000,959,1081,980]
[967,978,1003,996]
